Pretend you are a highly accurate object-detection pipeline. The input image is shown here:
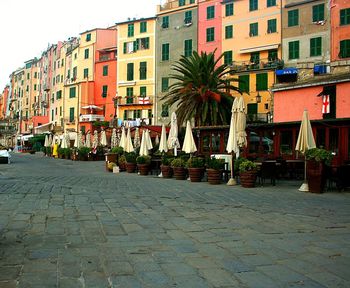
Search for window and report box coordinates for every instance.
[225,3,234,16]
[83,68,89,79]
[60,106,62,116]
[179,0,185,6]
[34,72,37,78]
[267,19,277,33]
[249,0,258,11]
[310,37,322,57]
[69,107,74,122]
[250,52,260,64]
[339,39,350,58]
[206,27,215,42]
[133,109,142,119]
[126,87,133,104]
[249,22,258,36]
[139,62,147,80]
[69,87,76,98]
[207,6,215,19]
[56,90,62,100]
[340,8,350,25]
[161,104,169,117]
[184,39,192,57]
[128,23,134,37]
[27,73,30,80]
[162,16,169,28]
[34,84,37,91]
[127,63,134,81]
[148,109,152,118]
[184,11,192,24]
[239,75,250,93]
[86,33,91,41]
[224,51,233,65]
[313,4,324,22]
[288,9,299,27]
[189,0,195,3]
[256,73,268,91]
[62,59,64,66]
[140,21,147,33]
[139,37,150,50]
[268,49,278,61]
[289,40,300,59]
[225,25,233,39]
[247,103,258,115]
[73,67,77,78]
[84,48,89,59]
[267,0,276,7]
[140,86,147,97]
[162,43,170,61]
[103,65,108,76]
[161,77,169,92]
[123,110,128,120]
[102,85,108,98]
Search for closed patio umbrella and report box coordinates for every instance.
[61,133,68,149]
[134,128,141,148]
[295,110,316,192]
[236,96,247,149]
[111,128,118,148]
[92,130,98,148]
[48,134,53,147]
[167,112,180,156]
[139,130,148,156]
[125,127,134,153]
[74,131,83,148]
[44,135,49,147]
[85,131,91,148]
[159,124,168,153]
[155,134,159,146]
[182,120,197,154]
[100,129,107,146]
[119,127,126,150]
[145,129,153,150]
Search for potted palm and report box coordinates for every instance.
[171,158,187,180]
[125,152,137,173]
[161,154,173,178]
[206,158,225,184]
[305,148,333,193]
[136,155,151,176]
[187,157,205,182]
[239,159,258,188]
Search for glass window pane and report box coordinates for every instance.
[280,130,293,155]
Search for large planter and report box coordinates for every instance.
[126,162,136,173]
[161,165,172,178]
[207,169,222,185]
[240,170,258,188]
[307,160,326,193]
[188,168,204,182]
[137,164,150,176]
[172,167,186,180]
[105,153,118,171]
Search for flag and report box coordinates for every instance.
[139,97,150,104]
[322,95,330,114]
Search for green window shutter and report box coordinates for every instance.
[310,37,322,57]
[185,11,192,24]
[69,107,74,122]
[184,39,192,57]
[247,103,258,115]
[224,51,233,65]
[268,49,278,61]
[239,75,250,93]
[250,52,260,64]
[140,86,146,97]
[225,3,234,16]
[84,49,89,59]
[139,62,147,80]
[288,9,299,27]
[162,43,170,61]
[128,24,134,37]
[267,19,276,33]
[86,33,91,41]
[69,87,76,98]
[225,25,233,39]
[249,0,258,11]
[102,85,108,98]
[123,110,128,120]
[83,68,88,78]
[140,21,147,33]
[144,37,150,49]
[313,4,324,22]
[148,109,152,118]
[127,63,134,81]
[34,84,37,91]
[179,0,185,6]
[340,8,350,25]
[256,73,268,91]
[289,41,300,59]
[162,16,169,28]
[161,77,169,92]
[339,40,350,58]
[189,0,195,3]
[249,22,258,36]
[267,0,276,7]
[161,104,169,117]
[103,65,108,76]
[73,67,77,78]
[207,6,215,19]
[126,87,134,104]
[206,27,215,42]
[123,42,127,54]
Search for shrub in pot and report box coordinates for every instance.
[118,155,127,171]
[161,154,173,178]
[239,159,258,188]
[58,148,65,159]
[78,146,90,161]
[171,158,187,180]
[107,162,117,172]
[187,157,205,182]
[64,148,71,160]
[206,158,225,184]
[125,152,137,173]
[136,155,151,175]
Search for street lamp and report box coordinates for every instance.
[256,91,262,103]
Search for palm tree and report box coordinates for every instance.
[162,51,241,126]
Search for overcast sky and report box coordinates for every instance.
[0,0,163,90]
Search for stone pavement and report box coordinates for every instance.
[0,153,349,288]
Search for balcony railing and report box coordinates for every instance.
[247,113,270,123]
[229,58,284,73]
[114,96,154,106]
[79,114,105,122]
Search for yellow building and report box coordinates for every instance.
[116,17,156,125]
[11,69,24,135]
[222,0,282,121]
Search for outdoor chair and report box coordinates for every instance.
[259,161,277,186]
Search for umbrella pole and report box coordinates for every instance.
[298,155,309,192]
[158,152,164,178]
[227,151,237,186]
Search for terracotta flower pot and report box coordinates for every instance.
[126,162,136,173]
[172,167,186,180]
[119,162,126,172]
[137,164,150,176]
[207,169,222,185]
[239,170,258,188]
[188,167,204,182]
[307,160,326,193]
[161,165,172,178]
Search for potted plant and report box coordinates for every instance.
[187,157,205,182]
[118,155,127,171]
[305,148,333,193]
[239,159,258,188]
[58,147,65,159]
[78,146,90,161]
[125,152,137,173]
[161,154,173,178]
[136,155,151,176]
[64,148,71,160]
[171,158,187,180]
[206,158,225,184]
[107,162,117,172]
[105,146,123,171]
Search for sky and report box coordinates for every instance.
[0,0,163,90]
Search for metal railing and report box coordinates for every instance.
[114,96,154,106]
[229,58,284,73]
[247,113,270,123]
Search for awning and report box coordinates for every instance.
[81,105,103,110]
[34,122,52,133]
[276,68,298,76]
[240,44,279,54]
[22,134,34,141]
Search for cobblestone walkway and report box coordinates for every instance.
[0,153,349,287]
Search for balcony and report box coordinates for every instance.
[79,114,105,122]
[115,96,153,106]
[247,113,270,123]
[229,58,284,74]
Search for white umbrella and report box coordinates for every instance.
[182,120,197,154]
[226,97,240,185]
[236,96,247,149]
[92,130,98,148]
[61,133,68,149]
[56,135,61,146]
[134,128,141,148]
[167,112,180,156]
[48,134,53,147]
[155,134,159,146]
[85,131,91,148]
[64,133,70,148]
[74,131,83,148]
[44,135,49,147]
[125,127,134,153]
[145,129,153,150]
[100,129,107,146]
[159,124,168,153]
[111,128,118,148]
[119,127,126,149]
[139,130,148,156]
[295,110,316,192]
